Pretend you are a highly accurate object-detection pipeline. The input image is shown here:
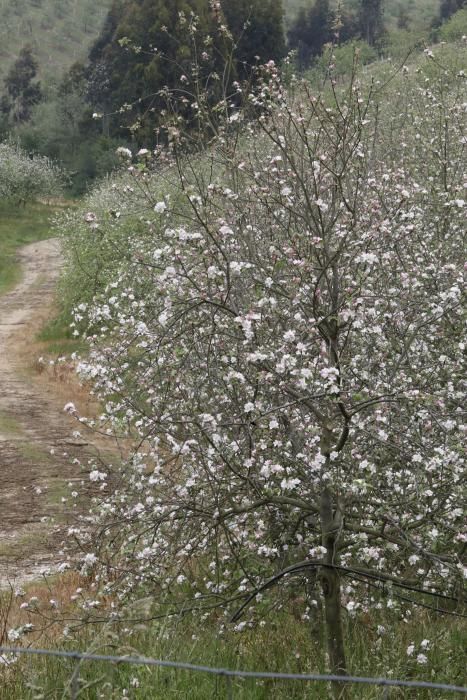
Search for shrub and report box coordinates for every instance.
[0,141,63,203]
[438,8,467,42]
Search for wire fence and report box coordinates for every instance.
[1,646,466,699]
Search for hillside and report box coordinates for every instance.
[283,0,441,29]
[0,0,112,82]
[0,0,444,84]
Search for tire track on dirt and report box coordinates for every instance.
[0,239,93,585]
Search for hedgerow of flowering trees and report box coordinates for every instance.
[0,142,62,203]
[61,43,466,684]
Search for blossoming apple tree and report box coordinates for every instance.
[0,141,62,204]
[64,44,466,684]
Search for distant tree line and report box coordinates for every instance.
[1,0,465,194]
[2,0,286,193]
[84,0,286,144]
[288,0,467,70]
[287,0,385,70]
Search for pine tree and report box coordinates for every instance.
[84,0,213,141]
[287,0,331,70]
[1,46,42,124]
[359,0,385,46]
[222,0,286,76]
[83,0,286,142]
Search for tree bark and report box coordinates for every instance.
[319,487,348,700]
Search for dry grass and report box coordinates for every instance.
[0,572,90,647]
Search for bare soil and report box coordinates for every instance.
[0,239,101,585]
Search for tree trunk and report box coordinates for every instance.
[320,566,347,696]
[306,567,323,640]
[319,487,348,700]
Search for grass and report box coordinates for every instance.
[0,199,82,353]
[0,604,465,698]
[36,312,85,356]
[0,411,23,435]
[0,201,57,296]
[0,0,112,82]
[17,441,53,464]
[0,529,49,560]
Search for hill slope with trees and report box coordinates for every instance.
[0,0,112,82]
[283,0,441,29]
[84,0,285,142]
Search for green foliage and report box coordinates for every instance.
[15,63,120,197]
[0,1,118,193]
[286,0,389,71]
[439,0,466,22]
[288,0,361,69]
[222,0,286,75]
[438,7,467,40]
[284,0,441,33]
[69,139,121,196]
[378,0,442,30]
[314,39,378,77]
[382,27,427,59]
[84,0,286,143]
[287,0,332,69]
[86,0,216,142]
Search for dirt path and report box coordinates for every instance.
[0,239,94,585]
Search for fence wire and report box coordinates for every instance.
[1,645,466,697]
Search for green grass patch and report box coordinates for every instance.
[0,529,49,560]
[37,313,85,356]
[0,200,82,353]
[17,442,54,465]
[0,410,23,436]
[0,201,57,296]
[45,479,71,509]
[0,610,465,698]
